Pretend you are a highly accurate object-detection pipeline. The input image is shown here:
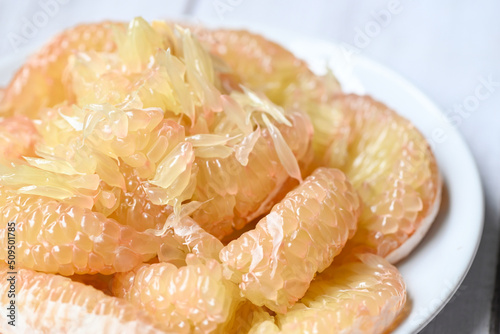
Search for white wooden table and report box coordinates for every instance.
[0,1,498,333]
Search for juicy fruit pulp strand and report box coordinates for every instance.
[0,189,157,275]
[0,22,122,118]
[0,265,166,334]
[220,167,360,313]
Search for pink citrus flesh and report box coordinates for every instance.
[220,167,360,313]
[0,18,445,333]
[112,256,240,334]
[330,95,442,262]
[0,265,166,334]
[248,253,407,334]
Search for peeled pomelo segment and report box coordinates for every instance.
[220,167,360,313]
[112,255,240,334]
[248,253,406,334]
[193,28,334,106]
[193,28,344,166]
[0,22,124,118]
[0,116,40,162]
[0,266,166,334]
[0,190,157,275]
[191,111,313,239]
[330,95,442,262]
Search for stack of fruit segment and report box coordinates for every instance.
[0,17,441,334]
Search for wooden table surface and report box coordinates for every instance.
[0,1,499,333]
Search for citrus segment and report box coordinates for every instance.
[220,167,360,313]
[30,102,192,218]
[0,22,123,118]
[194,28,345,166]
[0,266,166,334]
[0,190,157,275]
[248,253,406,334]
[331,95,442,262]
[191,111,313,238]
[112,256,239,333]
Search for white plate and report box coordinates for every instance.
[200,22,483,334]
[0,21,484,334]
